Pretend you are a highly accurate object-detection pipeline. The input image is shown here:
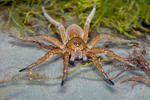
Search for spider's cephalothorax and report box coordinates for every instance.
[66,31,87,62]
[17,2,136,86]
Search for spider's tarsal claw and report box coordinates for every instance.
[107,79,114,85]
[61,80,64,86]
[19,68,26,72]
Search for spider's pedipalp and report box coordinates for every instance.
[83,2,96,42]
[19,49,64,72]
[83,56,87,61]
[42,7,68,44]
[70,55,75,62]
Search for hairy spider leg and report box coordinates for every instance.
[19,40,59,50]
[87,52,114,85]
[91,48,136,68]
[61,52,70,86]
[83,2,96,43]
[19,49,64,72]
[30,41,59,50]
[16,35,64,49]
[87,35,132,49]
[42,7,68,44]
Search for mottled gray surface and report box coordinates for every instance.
[0,31,150,100]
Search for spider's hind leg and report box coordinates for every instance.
[87,52,114,85]
[83,2,96,42]
[42,7,68,44]
[91,48,136,68]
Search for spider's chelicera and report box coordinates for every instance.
[16,2,135,86]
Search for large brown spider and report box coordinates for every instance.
[16,3,135,86]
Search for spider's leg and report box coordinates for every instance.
[88,35,133,49]
[30,41,59,50]
[61,52,69,86]
[17,40,59,50]
[19,49,63,72]
[83,2,96,43]
[86,52,114,85]
[91,48,136,68]
[15,35,64,49]
[42,7,68,44]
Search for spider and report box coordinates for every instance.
[15,2,135,86]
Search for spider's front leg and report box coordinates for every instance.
[86,52,114,85]
[83,2,96,43]
[19,49,64,72]
[61,52,69,86]
[42,7,68,44]
[91,48,136,68]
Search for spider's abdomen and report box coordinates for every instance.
[66,24,84,40]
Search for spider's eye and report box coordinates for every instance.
[74,42,81,47]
